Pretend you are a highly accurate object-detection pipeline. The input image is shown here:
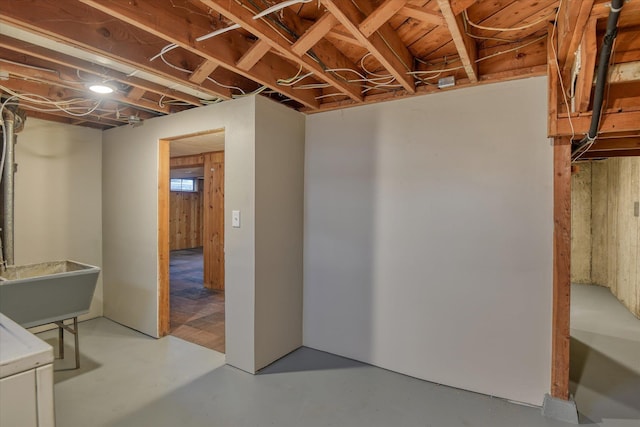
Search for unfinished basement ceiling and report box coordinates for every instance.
[0,0,639,158]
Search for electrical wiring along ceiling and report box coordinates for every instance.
[0,0,638,155]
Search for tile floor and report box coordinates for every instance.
[169,247,225,353]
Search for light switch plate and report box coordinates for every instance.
[232,210,240,228]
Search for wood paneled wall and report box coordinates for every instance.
[203,151,224,290]
[169,188,203,250]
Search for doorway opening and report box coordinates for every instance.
[569,157,640,421]
[158,129,226,353]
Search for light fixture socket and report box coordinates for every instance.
[88,83,115,94]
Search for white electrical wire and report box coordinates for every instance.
[150,43,179,62]
[549,0,576,159]
[253,0,313,20]
[195,24,241,42]
[463,9,555,32]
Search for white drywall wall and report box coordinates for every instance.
[304,77,553,405]
[254,96,305,370]
[15,118,103,321]
[102,97,256,372]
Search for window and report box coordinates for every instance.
[170,178,197,192]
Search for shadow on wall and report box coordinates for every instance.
[570,335,640,423]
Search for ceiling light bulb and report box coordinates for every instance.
[88,83,115,94]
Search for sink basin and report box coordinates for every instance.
[0,260,100,328]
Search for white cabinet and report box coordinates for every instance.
[0,313,55,427]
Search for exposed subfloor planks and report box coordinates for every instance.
[169,247,225,353]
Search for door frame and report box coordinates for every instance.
[157,132,226,337]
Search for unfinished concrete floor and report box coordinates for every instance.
[35,284,639,427]
[570,284,640,425]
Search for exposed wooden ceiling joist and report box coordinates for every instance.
[322,0,416,93]
[77,0,320,108]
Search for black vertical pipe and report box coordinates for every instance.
[572,0,624,156]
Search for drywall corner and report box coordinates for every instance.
[253,96,305,371]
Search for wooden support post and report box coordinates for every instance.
[203,152,225,290]
[551,138,571,400]
[158,139,171,336]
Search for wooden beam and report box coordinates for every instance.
[450,0,478,15]
[203,151,225,290]
[291,13,338,56]
[322,0,415,93]
[306,63,547,113]
[579,148,640,158]
[551,138,571,401]
[559,0,595,72]
[548,23,559,137]
[397,5,445,26]
[0,34,204,107]
[326,27,361,45]
[587,137,640,151]
[436,0,478,82]
[0,2,233,100]
[608,61,640,84]
[359,0,407,38]
[574,18,597,112]
[158,139,171,337]
[236,39,271,71]
[199,0,362,102]
[170,154,205,169]
[555,110,640,137]
[189,60,219,84]
[0,58,171,114]
[77,0,320,108]
[127,86,146,101]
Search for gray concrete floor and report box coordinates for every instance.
[36,285,639,427]
[570,284,640,426]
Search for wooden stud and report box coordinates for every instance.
[551,138,571,400]
[189,60,219,84]
[78,0,320,109]
[322,0,416,93]
[0,1,234,100]
[127,86,146,101]
[291,13,338,56]
[555,110,640,137]
[200,0,363,102]
[170,153,205,169]
[574,18,597,113]
[359,0,408,38]
[307,63,547,112]
[236,39,272,71]
[450,0,478,15]
[559,0,595,72]
[0,59,172,114]
[0,34,205,106]
[397,5,445,26]
[437,0,478,82]
[548,23,559,137]
[203,152,225,291]
[608,61,640,84]
[158,139,171,337]
[588,137,640,151]
[579,148,640,158]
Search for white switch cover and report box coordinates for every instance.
[232,210,241,228]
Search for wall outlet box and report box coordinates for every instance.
[438,76,456,89]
